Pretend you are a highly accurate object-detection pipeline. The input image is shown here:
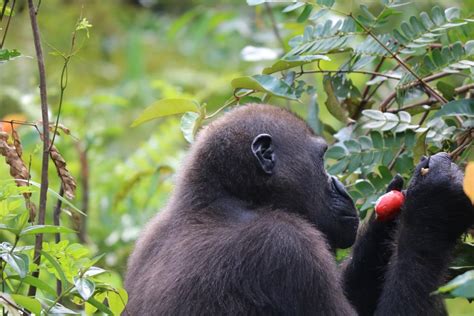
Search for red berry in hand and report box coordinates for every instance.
[375,190,405,222]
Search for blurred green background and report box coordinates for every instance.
[0,0,473,314]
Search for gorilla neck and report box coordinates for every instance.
[171,166,274,216]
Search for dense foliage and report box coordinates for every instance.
[0,0,473,314]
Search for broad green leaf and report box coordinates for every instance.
[83,266,107,277]
[87,296,113,315]
[362,109,385,120]
[8,275,56,296]
[74,277,96,301]
[15,179,85,216]
[355,180,375,195]
[180,112,202,143]
[297,5,313,23]
[1,253,29,278]
[20,225,76,236]
[231,75,297,100]
[131,98,199,127]
[325,146,346,160]
[437,270,474,298]
[432,99,474,119]
[10,295,42,315]
[263,55,330,75]
[41,250,68,290]
[0,48,21,62]
[323,76,349,123]
[108,288,128,315]
[0,223,20,235]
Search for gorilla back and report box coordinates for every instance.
[125,104,358,315]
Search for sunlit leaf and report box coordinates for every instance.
[131,98,200,127]
[20,225,76,236]
[1,253,29,278]
[10,295,42,315]
[231,75,297,100]
[74,277,96,301]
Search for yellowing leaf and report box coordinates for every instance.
[465,162,474,204]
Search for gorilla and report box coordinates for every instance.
[125,104,474,315]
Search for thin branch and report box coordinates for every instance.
[264,3,285,50]
[0,0,16,49]
[455,83,474,95]
[350,14,447,105]
[379,72,452,111]
[300,69,399,79]
[27,0,50,297]
[387,98,438,113]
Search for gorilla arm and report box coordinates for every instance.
[341,175,403,316]
[375,153,474,315]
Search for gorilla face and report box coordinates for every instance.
[305,136,359,249]
[252,130,359,249]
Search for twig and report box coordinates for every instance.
[350,14,447,105]
[0,0,16,49]
[387,98,438,113]
[27,0,50,297]
[379,72,452,111]
[450,130,473,161]
[455,83,474,95]
[264,3,285,50]
[300,69,399,79]
[355,57,386,118]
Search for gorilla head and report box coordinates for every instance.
[180,104,358,248]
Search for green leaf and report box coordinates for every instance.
[316,0,335,8]
[0,223,20,235]
[323,76,349,123]
[74,277,96,301]
[87,296,113,315]
[0,48,21,62]
[1,253,29,278]
[14,179,85,216]
[83,266,107,277]
[297,5,313,23]
[20,225,76,236]
[10,295,42,315]
[231,75,297,100]
[437,82,455,100]
[41,250,68,290]
[108,288,128,315]
[436,270,474,298]
[131,98,200,127]
[180,112,202,143]
[432,99,474,119]
[283,2,305,13]
[325,146,347,160]
[263,55,330,75]
[8,275,56,296]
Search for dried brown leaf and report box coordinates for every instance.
[50,144,76,199]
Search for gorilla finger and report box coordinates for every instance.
[386,174,404,193]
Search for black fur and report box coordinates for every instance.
[125,104,474,315]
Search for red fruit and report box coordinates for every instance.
[375,190,405,222]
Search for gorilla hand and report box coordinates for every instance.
[401,153,474,245]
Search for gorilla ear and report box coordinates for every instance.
[251,134,275,175]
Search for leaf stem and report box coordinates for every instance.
[349,13,447,105]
